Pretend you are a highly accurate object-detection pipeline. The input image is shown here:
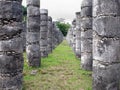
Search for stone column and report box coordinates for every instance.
[72,19,77,53]
[81,0,92,71]
[75,12,81,59]
[0,0,23,89]
[26,0,41,67]
[66,28,71,46]
[52,22,55,50]
[22,21,26,51]
[55,27,63,45]
[52,22,57,49]
[47,16,53,54]
[40,9,48,58]
[69,27,74,47]
[93,0,120,90]
[58,28,64,44]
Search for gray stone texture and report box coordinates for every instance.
[26,0,40,67]
[66,28,72,46]
[71,19,77,53]
[93,0,120,90]
[21,22,26,51]
[66,27,74,47]
[75,12,81,58]
[52,22,63,50]
[81,0,92,71]
[40,9,48,58]
[0,0,23,89]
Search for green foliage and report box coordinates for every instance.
[56,22,71,36]
[22,5,27,21]
[23,40,92,90]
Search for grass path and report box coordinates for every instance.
[23,40,92,90]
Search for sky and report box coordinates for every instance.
[22,0,82,21]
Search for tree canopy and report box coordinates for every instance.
[56,22,70,36]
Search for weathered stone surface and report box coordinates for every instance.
[70,19,77,53]
[26,0,40,67]
[26,44,40,66]
[0,22,23,40]
[0,54,23,74]
[0,37,23,53]
[93,60,120,90]
[93,0,120,17]
[93,34,120,64]
[93,0,120,90]
[47,16,53,54]
[40,29,48,38]
[27,16,40,30]
[81,17,92,29]
[75,12,81,58]
[66,27,73,47]
[40,9,48,58]
[52,22,56,50]
[0,73,23,90]
[52,22,63,50]
[81,52,92,71]
[41,15,48,21]
[21,22,26,51]
[0,0,23,89]
[27,6,40,16]
[27,0,40,6]
[0,1,22,21]
[81,29,92,39]
[40,21,48,26]
[81,7,92,17]
[93,16,120,37]
[81,0,92,7]
[81,38,92,53]
[72,30,76,53]
[81,0,92,71]
[26,32,40,43]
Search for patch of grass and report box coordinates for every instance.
[23,40,92,90]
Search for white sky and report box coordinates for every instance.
[22,0,82,21]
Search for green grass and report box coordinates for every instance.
[23,40,92,90]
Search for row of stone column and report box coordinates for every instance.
[40,9,63,58]
[26,4,63,67]
[66,0,120,89]
[67,0,92,71]
[26,3,64,67]
[0,0,63,89]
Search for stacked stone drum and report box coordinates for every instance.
[0,0,24,89]
[26,0,41,67]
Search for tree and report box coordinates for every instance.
[56,22,70,36]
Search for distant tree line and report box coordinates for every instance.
[56,22,70,36]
